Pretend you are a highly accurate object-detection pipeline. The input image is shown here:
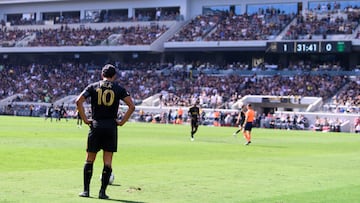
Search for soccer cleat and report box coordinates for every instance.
[232,132,237,138]
[244,141,251,145]
[98,191,109,199]
[190,137,194,141]
[79,191,90,197]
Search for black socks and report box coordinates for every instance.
[100,165,112,193]
[83,162,93,192]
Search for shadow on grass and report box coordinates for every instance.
[81,196,146,203]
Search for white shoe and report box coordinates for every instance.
[233,133,237,138]
[191,138,194,141]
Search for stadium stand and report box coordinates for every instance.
[284,5,360,40]
[206,10,295,41]
[0,0,359,132]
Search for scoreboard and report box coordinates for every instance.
[266,41,351,53]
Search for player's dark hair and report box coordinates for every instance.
[102,64,116,78]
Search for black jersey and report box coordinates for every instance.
[81,80,130,121]
[188,106,200,120]
[239,111,246,125]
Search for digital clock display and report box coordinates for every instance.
[267,41,351,53]
[295,42,318,52]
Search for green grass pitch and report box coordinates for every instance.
[1,115,360,203]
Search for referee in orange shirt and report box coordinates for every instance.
[242,104,255,145]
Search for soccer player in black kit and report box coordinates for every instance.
[188,101,200,141]
[76,64,135,199]
[232,105,245,137]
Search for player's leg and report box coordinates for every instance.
[243,130,250,145]
[244,123,252,145]
[247,127,252,144]
[190,121,196,141]
[233,125,242,136]
[193,124,198,135]
[80,128,99,197]
[190,121,194,136]
[233,120,243,136]
[79,152,97,197]
[192,124,198,140]
[242,123,250,145]
[99,151,113,199]
[242,129,247,141]
[99,127,117,199]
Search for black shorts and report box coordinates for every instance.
[244,122,253,131]
[239,119,245,126]
[87,120,118,152]
[191,119,199,127]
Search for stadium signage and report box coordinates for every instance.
[267,41,351,53]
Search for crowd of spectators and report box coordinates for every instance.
[28,26,114,46]
[114,24,169,45]
[325,79,360,113]
[256,112,348,133]
[0,24,169,47]
[291,60,343,71]
[169,8,295,42]
[0,62,94,102]
[1,61,358,113]
[312,116,344,132]
[262,112,310,130]
[206,8,295,41]
[284,5,360,40]
[0,28,29,47]
[168,14,222,42]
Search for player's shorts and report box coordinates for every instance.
[87,119,118,152]
[244,122,253,131]
[191,119,199,127]
[239,119,245,127]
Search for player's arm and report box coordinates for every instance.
[75,95,91,125]
[116,96,135,126]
